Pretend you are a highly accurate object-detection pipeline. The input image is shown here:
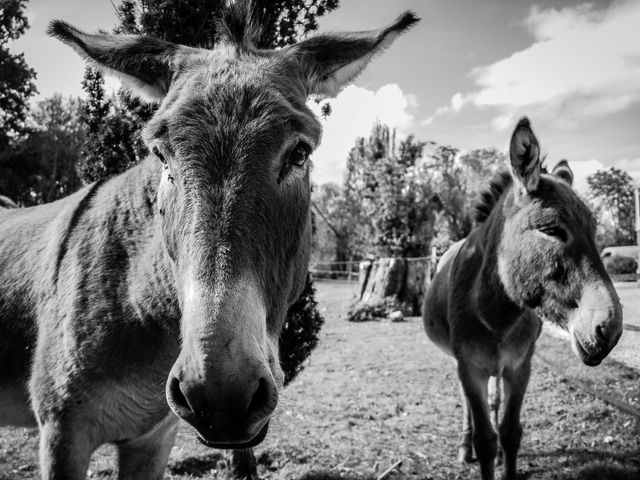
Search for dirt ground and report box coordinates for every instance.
[1,280,640,480]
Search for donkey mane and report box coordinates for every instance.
[473,170,513,224]
[217,1,263,49]
[473,161,551,224]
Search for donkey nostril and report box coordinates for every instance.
[168,376,194,417]
[247,377,272,418]
[595,325,607,344]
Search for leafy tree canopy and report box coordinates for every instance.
[0,95,84,205]
[587,167,636,247]
[0,0,37,150]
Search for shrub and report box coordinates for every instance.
[604,255,638,275]
[280,274,324,385]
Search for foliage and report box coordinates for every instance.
[280,275,324,385]
[0,0,37,150]
[0,95,84,205]
[429,147,506,253]
[115,0,339,48]
[313,126,507,262]
[340,123,434,258]
[311,182,352,264]
[78,69,143,183]
[604,255,637,275]
[587,167,636,247]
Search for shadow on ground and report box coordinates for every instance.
[169,452,225,476]
[294,471,375,480]
[521,448,639,463]
[519,448,640,480]
[556,461,640,480]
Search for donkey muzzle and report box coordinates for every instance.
[568,283,623,366]
[166,360,278,447]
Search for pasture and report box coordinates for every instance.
[1,280,640,479]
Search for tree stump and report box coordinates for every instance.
[349,257,430,321]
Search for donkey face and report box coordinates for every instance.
[498,118,622,367]
[50,7,418,447]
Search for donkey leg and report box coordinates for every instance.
[458,364,497,480]
[231,449,258,480]
[116,413,179,480]
[457,382,474,464]
[488,376,503,465]
[39,420,94,480]
[499,356,532,480]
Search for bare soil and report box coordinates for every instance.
[1,280,640,480]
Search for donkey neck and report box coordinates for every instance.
[101,157,181,327]
[472,192,524,333]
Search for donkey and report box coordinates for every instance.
[0,5,418,479]
[422,118,623,480]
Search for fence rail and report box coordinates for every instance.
[310,255,439,282]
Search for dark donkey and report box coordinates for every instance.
[422,118,623,480]
[0,6,418,479]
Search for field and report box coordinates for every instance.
[2,281,640,479]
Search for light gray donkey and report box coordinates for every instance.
[0,4,418,479]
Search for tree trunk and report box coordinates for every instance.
[349,257,431,321]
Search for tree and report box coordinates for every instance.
[326,124,444,320]
[311,182,353,265]
[0,95,85,205]
[0,0,37,151]
[429,147,506,253]
[587,167,636,247]
[340,123,434,258]
[78,68,143,183]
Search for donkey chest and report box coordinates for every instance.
[453,314,539,376]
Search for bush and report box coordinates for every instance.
[604,255,638,275]
[280,274,324,385]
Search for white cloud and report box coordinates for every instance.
[309,84,415,185]
[567,158,605,194]
[566,157,640,194]
[427,0,640,130]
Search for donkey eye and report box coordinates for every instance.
[288,141,311,167]
[152,146,167,165]
[539,225,567,242]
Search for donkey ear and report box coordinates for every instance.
[551,159,574,187]
[509,117,542,194]
[287,11,419,98]
[48,21,183,103]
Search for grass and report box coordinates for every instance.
[1,280,640,479]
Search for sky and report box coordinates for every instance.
[10,0,640,192]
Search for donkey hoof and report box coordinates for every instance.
[457,446,474,464]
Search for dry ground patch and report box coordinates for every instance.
[1,281,639,479]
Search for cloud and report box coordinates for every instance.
[567,158,605,194]
[308,84,416,185]
[565,157,640,194]
[427,0,640,130]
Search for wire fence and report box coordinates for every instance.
[310,254,439,283]
[309,260,361,282]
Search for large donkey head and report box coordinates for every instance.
[50,6,417,448]
[499,118,623,366]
